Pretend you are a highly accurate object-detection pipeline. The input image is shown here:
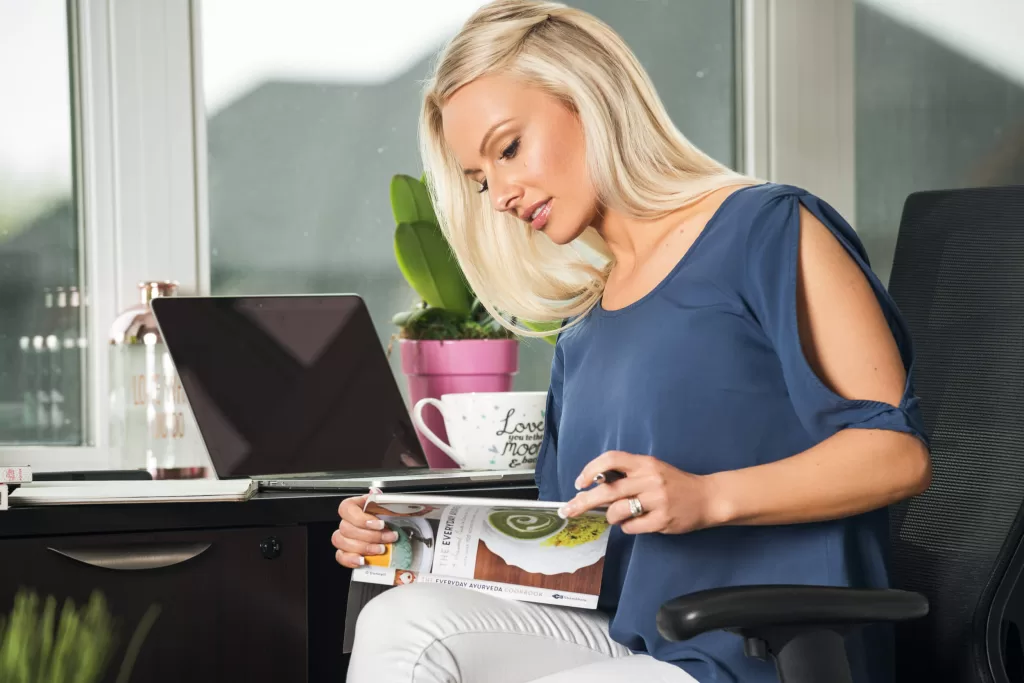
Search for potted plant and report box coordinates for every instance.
[389,173,555,468]
[0,588,160,683]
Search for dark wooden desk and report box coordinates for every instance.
[0,485,537,683]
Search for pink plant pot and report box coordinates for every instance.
[400,338,519,468]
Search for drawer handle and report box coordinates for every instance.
[47,543,212,570]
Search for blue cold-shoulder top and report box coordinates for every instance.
[534,182,929,683]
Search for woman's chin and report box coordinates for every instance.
[538,221,585,246]
[553,233,585,247]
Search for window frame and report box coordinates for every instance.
[0,0,203,470]
[0,0,113,469]
[746,0,856,222]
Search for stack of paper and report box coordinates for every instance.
[9,478,256,506]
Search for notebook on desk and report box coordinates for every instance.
[10,479,257,505]
[150,294,534,492]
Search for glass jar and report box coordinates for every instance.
[108,281,207,478]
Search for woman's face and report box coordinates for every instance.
[442,73,598,245]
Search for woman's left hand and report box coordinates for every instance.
[559,451,718,535]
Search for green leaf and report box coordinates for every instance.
[394,221,472,316]
[115,604,161,683]
[520,320,561,345]
[390,174,436,226]
[392,303,431,327]
[37,596,55,683]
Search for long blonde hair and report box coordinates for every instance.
[420,0,752,336]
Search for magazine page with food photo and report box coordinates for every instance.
[350,494,612,609]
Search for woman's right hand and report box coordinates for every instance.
[333,495,398,569]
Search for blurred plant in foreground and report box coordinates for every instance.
[0,588,160,683]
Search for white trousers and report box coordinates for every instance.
[347,583,699,683]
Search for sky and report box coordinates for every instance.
[0,0,72,200]
[200,0,489,114]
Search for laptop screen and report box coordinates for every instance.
[150,294,427,477]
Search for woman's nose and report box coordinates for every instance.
[490,181,522,215]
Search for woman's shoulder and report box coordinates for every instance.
[661,181,855,300]
[675,181,804,268]
[715,182,876,302]
[711,181,847,252]
[719,181,810,216]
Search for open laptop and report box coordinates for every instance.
[149,294,535,491]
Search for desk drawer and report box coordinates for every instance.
[0,525,306,683]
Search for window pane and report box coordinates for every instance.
[856,0,1024,284]
[0,1,85,445]
[202,0,737,394]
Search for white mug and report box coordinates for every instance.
[412,391,547,469]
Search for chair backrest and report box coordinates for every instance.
[886,185,1024,683]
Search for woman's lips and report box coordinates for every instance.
[530,199,552,230]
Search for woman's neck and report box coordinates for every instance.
[594,185,749,275]
[594,204,703,276]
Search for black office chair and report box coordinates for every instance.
[657,186,1024,683]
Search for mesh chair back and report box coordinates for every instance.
[887,186,1024,683]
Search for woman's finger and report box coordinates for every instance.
[338,519,397,545]
[338,494,367,518]
[618,509,666,535]
[561,476,649,518]
[339,495,386,530]
[335,550,368,569]
[574,451,651,490]
[605,493,655,526]
[331,529,388,557]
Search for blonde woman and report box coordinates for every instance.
[335,1,931,681]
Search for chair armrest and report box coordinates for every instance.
[657,584,929,642]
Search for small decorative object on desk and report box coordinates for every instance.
[387,173,559,468]
[108,281,207,479]
[1,467,31,509]
[1,466,32,484]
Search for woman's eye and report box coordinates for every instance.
[501,138,520,160]
[476,138,517,193]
